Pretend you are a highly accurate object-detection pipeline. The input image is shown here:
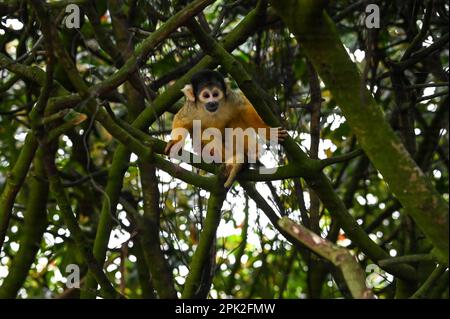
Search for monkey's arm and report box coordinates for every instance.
[241,96,288,142]
[164,108,193,155]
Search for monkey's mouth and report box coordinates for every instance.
[205,102,219,112]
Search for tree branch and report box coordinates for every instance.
[278,217,374,299]
[270,0,449,263]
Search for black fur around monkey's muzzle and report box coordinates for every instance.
[205,102,219,112]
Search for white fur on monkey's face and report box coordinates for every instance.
[181,84,224,103]
[197,86,224,104]
[181,84,225,113]
[198,86,224,113]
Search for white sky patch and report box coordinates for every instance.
[259,145,280,169]
[216,220,242,238]
[344,46,366,64]
[178,265,189,277]
[339,238,352,247]
[118,211,130,227]
[422,35,434,47]
[354,49,366,63]
[366,193,378,205]
[130,153,138,163]
[356,195,367,205]
[298,133,338,159]
[14,130,27,143]
[302,191,311,210]
[5,19,23,30]
[423,86,436,97]
[227,254,236,265]
[43,233,55,247]
[108,228,130,249]
[35,257,48,273]
[62,135,73,147]
[433,169,442,179]
[174,276,185,286]
[320,139,338,158]
[0,265,8,279]
[106,264,118,272]
[326,114,346,131]
[10,242,20,252]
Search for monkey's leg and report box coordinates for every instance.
[242,105,288,142]
[223,163,243,188]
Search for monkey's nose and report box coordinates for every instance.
[205,102,219,112]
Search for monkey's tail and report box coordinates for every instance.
[224,163,244,188]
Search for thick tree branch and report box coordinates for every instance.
[182,191,226,298]
[0,152,48,298]
[278,217,374,299]
[270,0,449,262]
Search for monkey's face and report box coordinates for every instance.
[197,85,225,113]
[181,70,228,113]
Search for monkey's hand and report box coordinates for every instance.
[276,127,288,142]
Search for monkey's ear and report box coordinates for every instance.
[181,84,195,102]
[225,80,233,96]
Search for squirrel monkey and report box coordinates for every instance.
[164,70,287,188]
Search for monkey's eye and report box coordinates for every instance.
[203,92,210,99]
[212,92,219,98]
